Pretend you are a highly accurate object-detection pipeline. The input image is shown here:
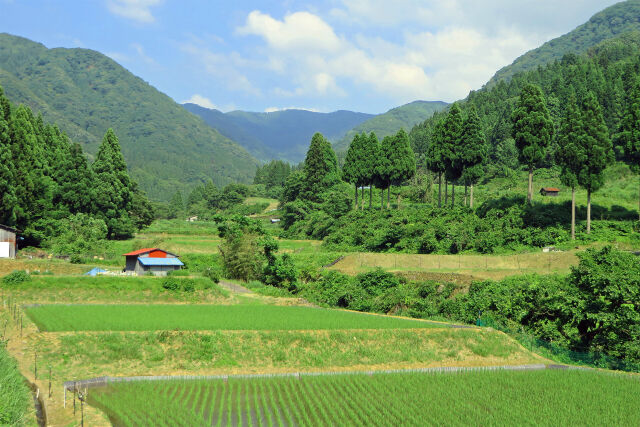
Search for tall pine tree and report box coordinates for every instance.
[577,92,614,234]
[342,133,367,209]
[364,133,380,209]
[303,132,339,202]
[511,84,554,203]
[388,129,416,209]
[0,110,16,225]
[460,104,487,208]
[442,103,464,207]
[556,92,585,240]
[92,128,135,239]
[425,119,447,208]
[375,135,393,209]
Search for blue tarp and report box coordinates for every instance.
[84,268,108,276]
[138,257,184,266]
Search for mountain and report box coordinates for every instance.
[183,103,374,163]
[333,101,448,152]
[488,0,640,85]
[0,33,258,200]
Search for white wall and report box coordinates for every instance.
[0,242,9,258]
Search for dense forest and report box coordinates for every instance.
[0,85,153,249]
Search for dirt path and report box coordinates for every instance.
[219,281,252,294]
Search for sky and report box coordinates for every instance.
[0,0,623,114]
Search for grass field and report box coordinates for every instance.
[87,369,640,426]
[26,304,445,332]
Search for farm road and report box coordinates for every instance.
[218,281,252,294]
[64,363,588,392]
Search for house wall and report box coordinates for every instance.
[0,229,16,259]
[125,256,138,272]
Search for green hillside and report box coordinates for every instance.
[0,33,258,200]
[488,0,640,85]
[184,103,374,163]
[334,100,448,152]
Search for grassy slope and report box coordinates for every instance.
[0,345,33,426]
[90,370,640,427]
[0,33,258,199]
[488,0,640,85]
[334,101,448,152]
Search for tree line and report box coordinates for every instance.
[0,85,153,246]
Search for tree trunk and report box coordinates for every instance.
[361,186,365,210]
[571,186,576,241]
[638,175,640,222]
[387,186,391,209]
[528,166,533,203]
[397,192,401,209]
[464,184,468,207]
[438,173,442,208]
[354,184,358,210]
[587,189,591,234]
[445,180,448,206]
[369,185,373,209]
[452,184,455,208]
[381,187,384,209]
[470,184,474,209]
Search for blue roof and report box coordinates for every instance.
[138,257,184,267]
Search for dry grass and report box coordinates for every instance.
[331,251,580,280]
[0,259,86,276]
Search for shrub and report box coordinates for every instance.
[203,267,221,283]
[2,271,31,285]
[161,277,180,291]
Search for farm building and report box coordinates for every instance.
[540,187,560,197]
[0,224,18,259]
[123,248,183,276]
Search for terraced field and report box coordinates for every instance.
[88,369,640,426]
[25,304,445,332]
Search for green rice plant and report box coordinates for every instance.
[87,369,640,426]
[25,304,444,332]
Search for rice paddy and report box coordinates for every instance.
[87,369,640,426]
[25,304,445,332]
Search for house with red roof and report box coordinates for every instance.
[123,248,183,276]
[540,187,560,197]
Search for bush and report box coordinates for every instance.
[161,277,180,291]
[2,271,31,285]
[162,277,196,292]
[203,267,221,283]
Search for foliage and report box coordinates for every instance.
[302,132,340,201]
[460,104,487,188]
[47,213,109,256]
[1,270,31,285]
[261,237,298,290]
[161,277,197,293]
[219,232,263,282]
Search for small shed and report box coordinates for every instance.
[122,248,184,276]
[540,187,560,197]
[0,224,18,259]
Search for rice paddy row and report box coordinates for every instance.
[87,369,640,426]
[25,304,446,332]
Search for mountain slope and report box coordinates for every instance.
[488,0,640,85]
[0,33,258,200]
[184,103,374,163]
[334,101,448,152]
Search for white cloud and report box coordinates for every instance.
[106,0,161,24]
[131,43,156,65]
[237,11,343,53]
[232,8,554,103]
[183,94,217,110]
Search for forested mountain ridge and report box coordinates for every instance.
[488,0,640,86]
[184,103,373,163]
[0,33,258,200]
[334,101,448,153]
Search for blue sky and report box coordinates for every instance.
[0,0,621,114]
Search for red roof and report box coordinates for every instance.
[541,187,560,192]
[122,248,160,256]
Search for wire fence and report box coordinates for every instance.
[477,317,640,373]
